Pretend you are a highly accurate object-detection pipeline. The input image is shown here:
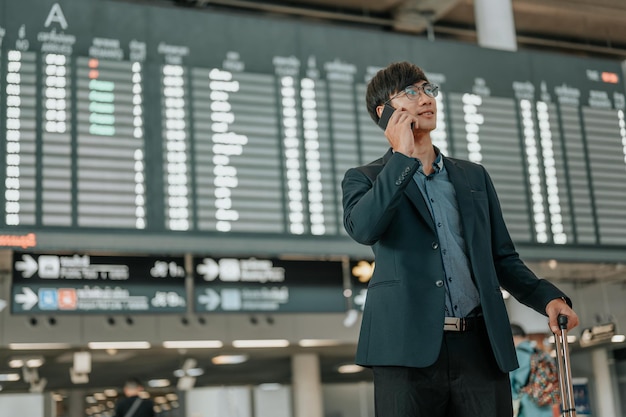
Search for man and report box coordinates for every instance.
[114,377,155,417]
[341,61,578,417]
[510,324,556,417]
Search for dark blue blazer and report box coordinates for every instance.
[342,149,568,372]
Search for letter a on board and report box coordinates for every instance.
[45,3,68,30]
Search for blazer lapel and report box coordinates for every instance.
[404,181,436,233]
[444,158,475,246]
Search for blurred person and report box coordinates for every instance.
[114,377,155,417]
[341,61,578,417]
[510,324,557,417]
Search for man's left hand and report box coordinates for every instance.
[545,298,579,334]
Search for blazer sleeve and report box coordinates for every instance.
[482,166,569,313]
[342,152,419,245]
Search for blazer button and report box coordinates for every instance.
[432,242,439,250]
[395,180,402,186]
[435,280,444,287]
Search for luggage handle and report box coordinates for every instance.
[554,314,576,417]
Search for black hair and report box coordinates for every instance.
[365,61,429,124]
[510,323,527,337]
[125,377,143,388]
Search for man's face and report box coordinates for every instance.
[385,82,438,134]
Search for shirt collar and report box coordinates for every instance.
[433,146,443,173]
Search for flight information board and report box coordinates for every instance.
[1,0,626,261]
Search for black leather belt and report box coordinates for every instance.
[443,316,482,332]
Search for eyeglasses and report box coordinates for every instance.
[384,83,439,105]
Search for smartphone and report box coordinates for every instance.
[378,103,395,130]
[378,103,415,131]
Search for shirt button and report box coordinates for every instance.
[437,222,442,227]
[430,198,434,202]
[435,280,444,287]
[432,242,439,249]
[448,277,452,282]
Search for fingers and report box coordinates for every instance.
[385,109,416,155]
[546,299,579,335]
[393,108,418,130]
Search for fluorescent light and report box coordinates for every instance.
[0,373,20,382]
[9,343,71,350]
[154,396,168,404]
[298,339,342,347]
[232,339,289,348]
[258,383,283,391]
[148,379,171,388]
[26,357,45,368]
[163,340,223,349]
[104,389,118,397]
[337,364,365,374]
[547,335,577,344]
[88,341,151,350]
[612,334,626,343]
[212,354,248,365]
[8,359,24,368]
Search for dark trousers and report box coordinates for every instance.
[372,320,513,417]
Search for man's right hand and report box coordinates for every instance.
[385,107,418,156]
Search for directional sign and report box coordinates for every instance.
[198,288,221,311]
[15,254,38,278]
[15,287,39,310]
[11,253,188,314]
[193,257,346,313]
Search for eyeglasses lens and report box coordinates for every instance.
[406,83,439,99]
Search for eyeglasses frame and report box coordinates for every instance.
[383,82,440,107]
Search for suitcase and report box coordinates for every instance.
[554,315,577,417]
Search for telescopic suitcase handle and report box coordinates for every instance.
[555,314,576,417]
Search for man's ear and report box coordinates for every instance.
[376,105,384,118]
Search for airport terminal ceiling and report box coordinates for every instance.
[171,0,626,58]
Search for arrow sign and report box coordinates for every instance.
[15,254,38,278]
[15,287,39,310]
[198,288,220,311]
[197,258,219,281]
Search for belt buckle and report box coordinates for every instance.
[444,317,464,332]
